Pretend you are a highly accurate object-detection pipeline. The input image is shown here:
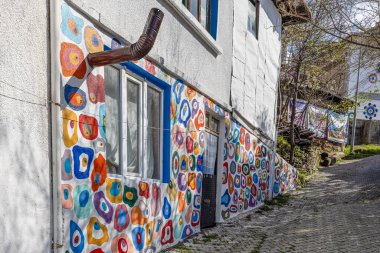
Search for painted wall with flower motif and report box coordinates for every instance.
[54,2,298,252]
[272,154,298,198]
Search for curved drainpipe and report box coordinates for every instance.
[88,8,164,67]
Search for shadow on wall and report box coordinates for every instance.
[256,106,273,139]
[0,118,51,252]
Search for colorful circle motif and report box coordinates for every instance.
[87,73,105,104]
[248,151,254,165]
[161,220,174,245]
[61,149,73,180]
[87,217,109,246]
[61,3,84,44]
[132,227,145,251]
[111,38,123,49]
[199,131,205,148]
[73,184,92,219]
[94,191,114,224]
[114,204,130,232]
[245,133,251,151]
[106,178,122,203]
[228,143,235,159]
[178,100,191,127]
[172,80,184,104]
[232,129,240,143]
[84,26,103,53]
[221,189,231,207]
[189,154,196,171]
[60,42,87,79]
[162,197,172,219]
[197,155,204,172]
[230,161,236,174]
[73,145,94,179]
[79,114,99,141]
[369,73,377,83]
[172,125,185,148]
[191,210,200,227]
[192,99,199,118]
[186,189,192,204]
[172,151,180,178]
[363,103,378,120]
[123,185,138,207]
[61,184,73,209]
[177,173,187,191]
[111,234,133,253]
[64,85,87,111]
[234,175,241,188]
[180,155,189,172]
[70,220,84,252]
[232,189,238,204]
[235,142,240,162]
[196,173,202,193]
[242,164,250,175]
[193,194,201,209]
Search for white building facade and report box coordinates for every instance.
[0,0,308,252]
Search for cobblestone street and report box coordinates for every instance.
[167,155,380,253]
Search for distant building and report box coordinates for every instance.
[0,0,309,252]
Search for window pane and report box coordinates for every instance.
[104,66,120,174]
[200,0,210,30]
[126,80,140,174]
[248,0,257,35]
[146,86,161,180]
[189,0,198,19]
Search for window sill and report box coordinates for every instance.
[164,0,223,55]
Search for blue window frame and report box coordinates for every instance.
[103,46,171,183]
[182,0,219,39]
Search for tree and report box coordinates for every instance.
[278,0,380,164]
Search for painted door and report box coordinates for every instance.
[201,113,219,228]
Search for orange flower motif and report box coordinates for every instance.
[90,154,107,191]
[60,42,86,79]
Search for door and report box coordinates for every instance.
[201,113,219,228]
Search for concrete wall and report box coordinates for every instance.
[231,0,282,142]
[0,0,51,252]
[69,0,233,107]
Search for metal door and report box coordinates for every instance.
[201,113,219,228]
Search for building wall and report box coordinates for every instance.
[0,1,51,252]
[53,2,298,252]
[347,50,380,98]
[69,0,233,108]
[231,0,282,142]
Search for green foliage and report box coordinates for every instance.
[298,171,312,188]
[276,135,307,169]
[343,144,380,160]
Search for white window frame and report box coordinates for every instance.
[106,67,164,181]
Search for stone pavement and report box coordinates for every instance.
[166,155,380,253]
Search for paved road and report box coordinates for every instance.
[167,155,380,253]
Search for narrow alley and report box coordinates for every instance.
[168,156,380,253]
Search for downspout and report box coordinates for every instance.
[50,0,63,251]
[88,8,164,67]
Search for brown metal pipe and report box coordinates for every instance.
[87,8,164,67]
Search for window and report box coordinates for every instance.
[248,0,259,38]
[104,66,163,180]
[182,0,211,33]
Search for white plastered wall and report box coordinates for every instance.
[0,1,51,252]
[231,0,282,141]
[67,0,234,108]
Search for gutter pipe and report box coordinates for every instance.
[88,8,164,67]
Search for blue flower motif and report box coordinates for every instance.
[61,3,84,44]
